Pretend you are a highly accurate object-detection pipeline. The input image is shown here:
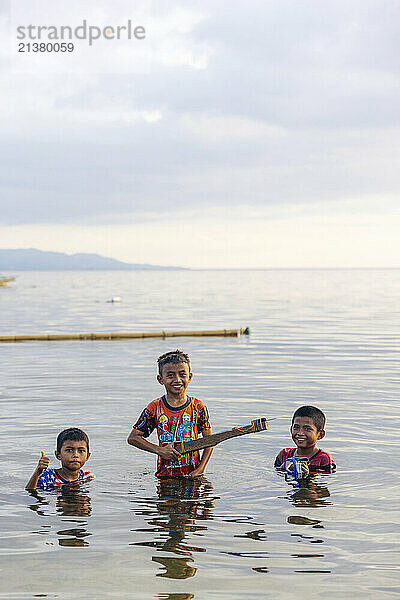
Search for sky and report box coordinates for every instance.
[0,0,399,268]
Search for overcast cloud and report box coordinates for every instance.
[0,0,399,267]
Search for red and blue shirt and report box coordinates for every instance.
[274,448,336,473]
[37,468,95,490]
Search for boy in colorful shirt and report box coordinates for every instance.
[25,428,94,491]
[274,406,336,475]
[128,350,213,478]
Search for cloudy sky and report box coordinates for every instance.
[0,0,399,268]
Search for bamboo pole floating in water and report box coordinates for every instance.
[0,327,250,343]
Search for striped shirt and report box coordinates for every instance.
[37,468,95,490]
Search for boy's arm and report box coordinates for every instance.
[25,452,50,490]
[188,428,213,478]
[127,428,182,461]
[274,450,287,471]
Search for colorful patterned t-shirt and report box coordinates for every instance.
[274,448,336,473]
[133,395,211,477]
[36,468,95,490]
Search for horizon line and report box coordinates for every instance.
[4,266,400,272]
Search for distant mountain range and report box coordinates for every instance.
[0,248,187,271]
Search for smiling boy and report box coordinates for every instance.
[274,406,336,474]
[25,428,94,490]
[127,350,213,478]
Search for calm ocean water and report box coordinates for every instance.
[1,270,399,600]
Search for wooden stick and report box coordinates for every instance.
[0,328,249,343]
[174,418,270,454]
[0,277,16,286]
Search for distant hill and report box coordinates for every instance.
[0,248,187,271]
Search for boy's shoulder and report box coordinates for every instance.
[313,449,335,466]
[189,396,207,409]
[80,470,95,483]
[275,447,295,462]
[37,467,57,482]
[37,468,60,490]
[145,397,163,411]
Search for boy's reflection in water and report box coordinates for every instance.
[286,476,331,508]
[136,476,215,579]
[247,477,332,577]
[27,487,92,547]
[152,556,196,580]
[286,476,331,535]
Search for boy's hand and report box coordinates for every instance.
[284,459,309,477]
[37,451,50,473]
[187,466,204,479]
[157,442,181,461]
[299,462,310,477]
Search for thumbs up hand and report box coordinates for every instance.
[37,451,50,473]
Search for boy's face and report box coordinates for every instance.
[157,361,192,398]
[291,416,325,450]
[55,439,90,472]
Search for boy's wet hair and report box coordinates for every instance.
[292,406,326,431]
[57,428,90,453]
[157,349,190,375]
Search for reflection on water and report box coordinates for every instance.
[252,566,269,574]
[287,516,322,526]
[157,594,195,600]
[235,529,267,541]
[247,476,332,576]
[286,478,331,573]
[27,487,92,547]
[285,477,330,554]
[56,487,92,518]
[57,527,91,548]
[27,491,50,517]
[285,475,332,508]
[152,556,196,579]
[285,476,331,508]
[132,477,215,579]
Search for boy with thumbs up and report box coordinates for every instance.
[25,428,94,490]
